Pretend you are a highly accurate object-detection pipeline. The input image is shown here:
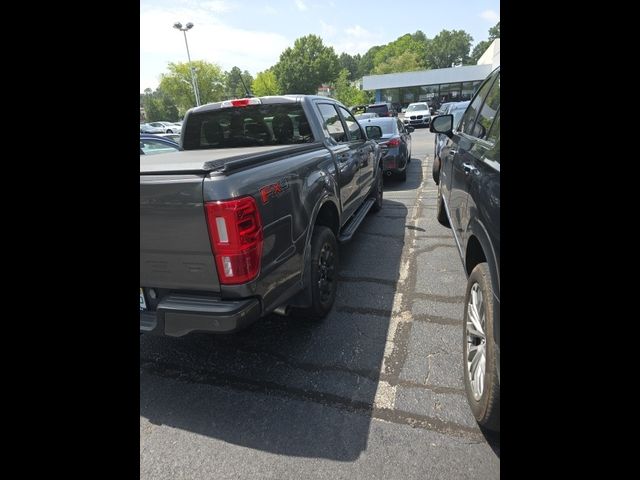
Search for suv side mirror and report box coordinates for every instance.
[430,115,454,138]
[366,125,383,140]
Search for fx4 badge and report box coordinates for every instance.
[260,177,290,204]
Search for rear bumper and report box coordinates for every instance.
[140,293,261,336]
[382,150,406,173]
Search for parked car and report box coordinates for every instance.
[140,123,165,134]
[432,100,470,184]
[155,132,181,143]
[355,112,379,121]
[435,102,453,115]
[147,121,181,133]
[140,134,181,155]
[359,116,413,181]
[402,102,432,128]
[365,102,396,117]
[430,66,500,431]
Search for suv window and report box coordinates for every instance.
[485,110,500,163]
[406,103,428,112]
[459,72,498,137]
[317,103,347,142]
[472,73,500,140]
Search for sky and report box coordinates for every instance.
[140,0,500,93]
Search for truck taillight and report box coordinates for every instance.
[220,98,262,108]
[386,138,400,147]
[205,196,263,285]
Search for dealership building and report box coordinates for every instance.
[362,39,500,110]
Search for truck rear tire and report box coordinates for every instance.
[297,226,338,320]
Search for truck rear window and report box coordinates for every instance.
[182,104,315,150]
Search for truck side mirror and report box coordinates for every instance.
[366,125,383,140]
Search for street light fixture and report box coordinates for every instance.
[173,21,201,107]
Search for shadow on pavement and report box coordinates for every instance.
[383,158,423,192]
[480,427,500,457]
[140,199,409,461]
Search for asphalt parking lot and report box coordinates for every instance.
[140,127,500,479]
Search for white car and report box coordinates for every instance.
[146,121,181,134]
[140,123,164,134]
[402,102,432,128]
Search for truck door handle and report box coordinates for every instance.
[463,163,478,175]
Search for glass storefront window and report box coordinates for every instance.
[381,88,400,104]
[419,85,439,109]
[400,87,420,106]
[439,82,462,104]
[461,81,483,101]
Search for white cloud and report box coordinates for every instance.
[480,10,500,22]
[320,20,336,37]
[263,5,277,14]
[140,6,289,91]
[345,25,369,38]
[201,1,233,13]
[326,25,380,56]
[295,0,308,11]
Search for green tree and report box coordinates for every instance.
[273,34,341,94]
[470,22,500,63]
[425,29,473,68]
[373,51,424,74]
[339,53,361,81]
[159,60,226,116]
[224,66,254,98]
[332,69,370,107]
[357,45,382,78]
[373,32,429,74]
[141,87,179,122]
[489,22,500,40]
[252,69,281,96]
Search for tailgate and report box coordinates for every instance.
[140,173,220,292]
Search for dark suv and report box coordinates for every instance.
[366,102,397,117]
[429,66,500,431]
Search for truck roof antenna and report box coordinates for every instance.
[239,75,253,98]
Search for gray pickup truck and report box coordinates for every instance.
[140,95,384,336]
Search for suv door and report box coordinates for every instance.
[442,69,500,242]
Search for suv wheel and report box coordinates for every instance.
[463,262,500,431]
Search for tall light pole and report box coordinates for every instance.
[173,21,201,107]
